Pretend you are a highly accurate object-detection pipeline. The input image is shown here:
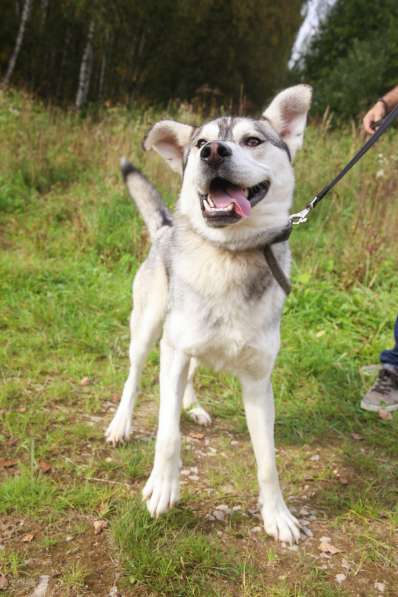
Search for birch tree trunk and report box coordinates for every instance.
[2,0,33,87]
[75,20,95,109]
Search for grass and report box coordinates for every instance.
[0,88,397,596]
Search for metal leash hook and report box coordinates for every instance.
[289,196,318,225]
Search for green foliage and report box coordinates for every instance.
[0,0,301,109]
[295,0,398,118]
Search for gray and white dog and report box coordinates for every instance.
[106,85,312,544]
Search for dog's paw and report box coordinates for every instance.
[143,469,180,517]
[186,405,212,426]
[105,413,132,445]
[261,502,301,545]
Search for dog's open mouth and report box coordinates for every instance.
[199,177,270,227]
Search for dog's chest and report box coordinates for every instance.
[165,241,280,374]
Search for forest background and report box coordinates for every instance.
[2,0,398,117]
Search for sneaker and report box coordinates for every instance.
[361,364,398,412]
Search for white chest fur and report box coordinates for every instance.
[163,226,283,376]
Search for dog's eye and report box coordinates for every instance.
[245,137,263,148]
[196,138,207,148]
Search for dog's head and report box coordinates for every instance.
[144,85,312,243]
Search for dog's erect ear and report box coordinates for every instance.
[262,85,312,160]
[143,120,194,175]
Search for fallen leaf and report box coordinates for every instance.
[0,575,8,589]
[5,438,17,447]
[80,377,91,386]
[111,394,119,403]
[17,407,27,413]
[93,519,108,535]
[319,536,341,555]
[0,459,17,469]
[38,461,52,474]
[351,432,363,441]
[189,432,205,440]
[21,532,35,543]
[378,409,392,420]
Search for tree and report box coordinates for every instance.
[2,0,33,87]
[294,0,398,119]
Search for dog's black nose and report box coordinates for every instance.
[200,141,232,168]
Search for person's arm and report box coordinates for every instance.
[363,85,398,134]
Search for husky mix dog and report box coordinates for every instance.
[106,85,312,544]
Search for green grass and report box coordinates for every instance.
[0,88,397,595]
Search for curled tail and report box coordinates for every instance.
[120,158,172,241]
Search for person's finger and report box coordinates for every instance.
[363,113,375,135]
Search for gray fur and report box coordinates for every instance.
[120,157,172,240]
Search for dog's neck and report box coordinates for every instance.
[174,212,290,254]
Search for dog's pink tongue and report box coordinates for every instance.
[210,184,251,217]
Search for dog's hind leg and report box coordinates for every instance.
[182,358,212,426]
[105,263,167,445]
[240,373,301,545]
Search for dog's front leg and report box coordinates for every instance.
[241,375,301,544]
[143,339,190,517]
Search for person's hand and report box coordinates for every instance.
[363,101,386,134]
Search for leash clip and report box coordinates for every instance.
[290,195,319,226]
[290,205,312,225]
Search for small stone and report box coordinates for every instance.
[335,574,346,584]
[310,454,320,462]
[232,505,242,512]
[0,575,8,589]
[213,510,225,521]
[188,475,199,481]
[230,440,239,446]
[374,581,385,593]
[250,526,262,533]
[215,504,230,513]
[80,377,91,386]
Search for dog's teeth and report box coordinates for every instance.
[244,189,249,197]
[208,196,215,207]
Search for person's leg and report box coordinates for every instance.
[380,316,398,367]
[361,316,398,412]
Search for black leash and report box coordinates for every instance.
[265,102,398,295]
[290,102,398,226]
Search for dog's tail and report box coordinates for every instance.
[120,158,172,241]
